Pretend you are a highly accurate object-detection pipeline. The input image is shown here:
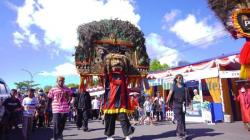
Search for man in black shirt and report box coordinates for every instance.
[1,89,23,139]
[138,93,145,108]
[74,90,92,131]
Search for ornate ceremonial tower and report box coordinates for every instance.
[75,19,150,91]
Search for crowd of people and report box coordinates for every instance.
[129,92,168,126]
[0,76,104,140]
[0,74,196,140]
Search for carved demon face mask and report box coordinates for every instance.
[75,19,149,78]
[105,53,129,74]
[110,58,123,72]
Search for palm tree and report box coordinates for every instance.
[14,80,39,91]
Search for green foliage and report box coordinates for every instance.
[14,80,39,91]
[43,85,53,93]
[149,59,169,71]
[67,83,79,89]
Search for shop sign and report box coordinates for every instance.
[219,70,240,78]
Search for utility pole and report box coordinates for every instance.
[21,68,41,89]
[21,68,33,89]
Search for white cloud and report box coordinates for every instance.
[162,9,181,30]
[13,31,40,49]
[170,14,227,47]
[164,9,180,22]
[146,33,180,67]
[46,48,60,59]
[4,0,18,11]
[39,62,78,76]
[14,0,140,51]
[28,33,40,48]
[13,31,25,46]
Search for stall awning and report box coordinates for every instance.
[148,79,162,86]
[147,54,239,79]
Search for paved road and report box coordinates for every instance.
[7,120,250,140]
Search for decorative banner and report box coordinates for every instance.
[145,86,154,96]
[203,77,222,103]
[232,8,250,38]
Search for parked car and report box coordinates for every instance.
[0,78,10,121]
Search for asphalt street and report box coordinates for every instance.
[7,120,250,140]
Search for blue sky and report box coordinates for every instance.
[0,0,244,89]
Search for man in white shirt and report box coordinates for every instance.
[155,93,164,121]
[142,96,153,125]
[91,96,100,120]
[22,88,39,140]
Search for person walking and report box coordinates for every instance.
[151,98,157,120]
[102,55,135,140]
[155,93,164,121]
[44,91,52,128]
[129,96,139,125]
[22,88,39,140]
[37,94,46,128]
[234,86,250,131]
[74,89,92,131]
[138,93,145,109]
[166,74,189,138]
[48,76,72,140]
[142,96,154,125]
[1,89,23,140]
[91,96,100,120]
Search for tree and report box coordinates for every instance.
[44,85,53,93]
[149,59,169,71]
[14,80,39,91]
[67,83,79,89]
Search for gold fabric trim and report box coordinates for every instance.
[103,108,133,114]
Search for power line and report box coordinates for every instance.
[167,35,231,57]
[152,29,231,58]
[167,29,227,50]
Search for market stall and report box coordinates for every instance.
[147,53,241,123]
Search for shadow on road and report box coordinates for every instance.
[8,127,53,140]
[132,128,223,140]
[153,121,173,126]
[86,135,124,140]
[186,128,223,140]
[88,127,105,132]
[63,133,78,137]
